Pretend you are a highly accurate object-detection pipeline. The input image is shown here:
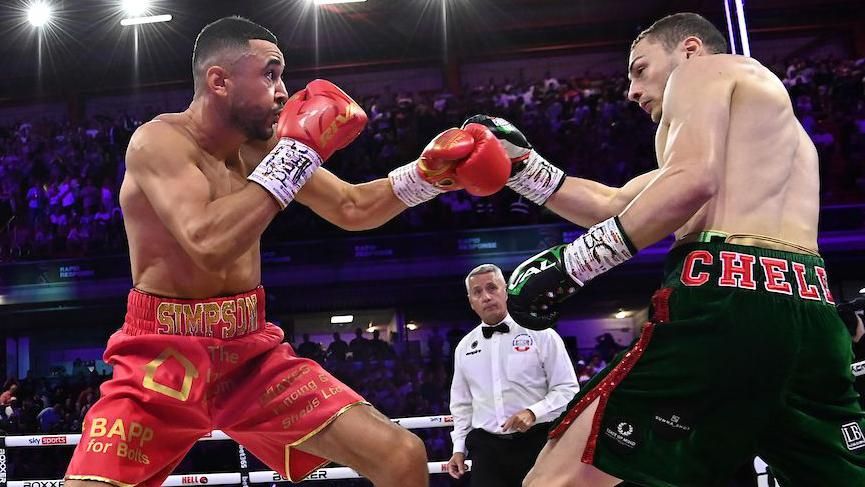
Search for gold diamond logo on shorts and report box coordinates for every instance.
[143,347,199,402]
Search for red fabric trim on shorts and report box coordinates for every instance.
[651,287,673,323]
[123,287,266,338]
[548,322,657,464]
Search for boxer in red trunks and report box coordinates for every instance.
[64,16,509,487]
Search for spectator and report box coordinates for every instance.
[37,403,63,432]
[296,333,323,361]
[369,329,394,360]
[327,332,349,361]
[350,327,370,361]
[595,332,625,362]
[0,384,18,406]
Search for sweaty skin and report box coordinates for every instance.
[544,39,818,254]
[522,36,823,487]
[91,37,430,487]
[122,40,407,299]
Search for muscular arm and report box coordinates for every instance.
[545,170,660,228]
[619,60,733,249]
[294,168,408,231]
[242,135,409,231]
[127,121,280,270]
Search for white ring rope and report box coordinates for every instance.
[0,415,469,486]
[2,415,454,448]
[5,461,473,487]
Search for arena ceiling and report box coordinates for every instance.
[0,0,863,98]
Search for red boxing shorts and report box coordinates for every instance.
[65,287,367,486]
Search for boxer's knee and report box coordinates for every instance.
[387,428,427,476]
[357,426,427,486]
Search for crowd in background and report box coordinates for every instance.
[1,56,863,261]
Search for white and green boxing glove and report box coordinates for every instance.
[462,114,565,206]
[507,217,637,329]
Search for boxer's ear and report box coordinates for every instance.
[682,36,702,59]
[206,66,229,98]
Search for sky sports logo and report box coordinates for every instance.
[41,436,68,445]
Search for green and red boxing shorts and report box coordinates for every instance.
[550,241,865,487]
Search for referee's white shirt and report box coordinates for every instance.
[449,314,580,454]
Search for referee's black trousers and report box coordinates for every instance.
[465,422,551,487]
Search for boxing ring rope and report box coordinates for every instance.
[0,414,471,486]
[724,0,751,57]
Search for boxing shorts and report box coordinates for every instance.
[66,287,367,486]
[549,239,865,486]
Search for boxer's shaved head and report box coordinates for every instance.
[631,13,727,55]
[192,16,278,96]
[191,16,286,141]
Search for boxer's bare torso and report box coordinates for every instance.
[658,55,819,251]
[122,114,265,298]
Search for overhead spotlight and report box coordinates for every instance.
[312,0,367,4]
[330,314,354,324]
[614,309,628,319]
[27,2,52,27]
[859,287,865,294]
[120,14,172,26]
[366,324,377,333]
[406,323,418,331]
[121,0,151,17]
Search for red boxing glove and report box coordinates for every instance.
[389,124,510,207]
[455,123,511,196]
[276,79,368,161]
[417,125,509,195]
[416,128,476,190]
[249,80,367,209]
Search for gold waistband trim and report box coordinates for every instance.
[672,231,820,257]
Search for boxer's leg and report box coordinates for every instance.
[293,404,429,487]
[523,397,621,487]
[216,324,427,486]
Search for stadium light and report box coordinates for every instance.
[312,0,367,5]
[859,287,865,294]
[121,0,151,17]
[614,309,628,319]
[27,2,52,27]
[330,314,354,324]
[406,323,418,331]
[120,14,172,26]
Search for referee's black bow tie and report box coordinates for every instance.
[482,323,510,339]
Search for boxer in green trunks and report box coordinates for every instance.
[466,12,865,487]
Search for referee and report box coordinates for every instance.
[447,264,579,486]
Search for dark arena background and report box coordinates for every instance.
[0,0,864,485]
